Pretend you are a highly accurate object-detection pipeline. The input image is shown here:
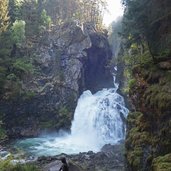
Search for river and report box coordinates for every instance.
[12,76,129,157]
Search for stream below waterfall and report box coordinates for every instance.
[10,76,129,157]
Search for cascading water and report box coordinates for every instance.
[14,74,129,156]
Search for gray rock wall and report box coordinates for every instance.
[0,21,112,138]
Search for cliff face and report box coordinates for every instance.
[125,62,171,171]
[84,32,113,93]
[0,22,112,138]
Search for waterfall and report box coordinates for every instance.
[71,79,128,148]
[14,75,129,156]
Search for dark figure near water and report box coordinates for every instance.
[59,157,69,171]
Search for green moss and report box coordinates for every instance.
[128,79,136,89]
[152,154,171,171]
[144,67,171,111]
[127,127,150,146]
[126,54,171,171]
[127,112,150,131]
[127,147,143,170]
[126,112,156,171]
[144,84,171,112]
[40,120,55,129]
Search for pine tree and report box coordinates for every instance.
[9,0,22,23]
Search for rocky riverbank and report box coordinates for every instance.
[37,143,125,171]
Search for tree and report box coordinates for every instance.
[122,0,171,61]
[11,20,25,46]
[0,0,10,34]
[44,0,107,29]
[9,0,22,23]
[20,0,39,37]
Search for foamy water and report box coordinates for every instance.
[14,76,129,156]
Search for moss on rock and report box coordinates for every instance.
[126,62,171,171]
[152,154,171,171]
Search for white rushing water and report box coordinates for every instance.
[14,75,129,156]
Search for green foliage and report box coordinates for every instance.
[13,163,39,171]
[0,159,39,171]
[9,0,22,22]
[6,73,17,81]
[144,84,171,112]
[127,147,143,170]
[0,31,13,58]
[141,67,171,112]
[0,66,7,94]
[122,0,171,60]
[40,9,51,30]
[126,111,154,171]
[11,20,25,46]
[152,154,171,171]
[13,58,34,76]
[20,0,39,37]
[44,0,107,29]
[126,63,171,170]
[128,79,136,89]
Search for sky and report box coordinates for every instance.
[103,0,124,26]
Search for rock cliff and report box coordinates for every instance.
[0,21,112,138]
[125,62,171,171]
